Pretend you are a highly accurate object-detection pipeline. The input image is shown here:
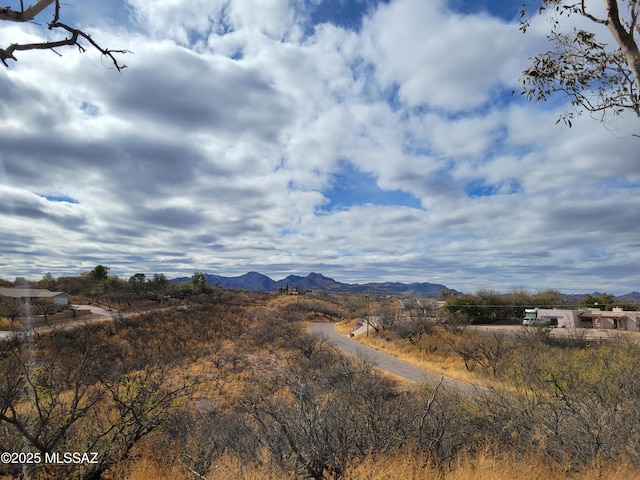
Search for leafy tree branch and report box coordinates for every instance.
[521,0,640,126]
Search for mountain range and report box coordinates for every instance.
[617,292,640,302]
[563,291,640,304]
[171,271,460,296]
[171,271,640,302]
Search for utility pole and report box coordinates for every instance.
[366,293,370,337]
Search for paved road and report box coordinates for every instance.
[308,323,482,394]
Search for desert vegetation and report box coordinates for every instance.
[1,275,640,479]
[353,300,640,476]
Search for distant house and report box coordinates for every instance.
[396,298,444,321]
[578,307,640,331]
[0,288,70,307]
[525,307,640,331]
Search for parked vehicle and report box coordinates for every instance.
[523,308,558,327]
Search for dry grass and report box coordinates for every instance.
[118,453,288,480]
[114,457,186,480]
[446,452,640,480]
[205,455,291,480]
[343,447,640,480]
[335,317,488,386]
[335,318,358,334]
[353,330,483,385]
[118,448,640,480]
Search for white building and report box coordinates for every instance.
[0,288,70,306]
[577,307,640,331]
[524,309,582,328]
[524,307,640,331]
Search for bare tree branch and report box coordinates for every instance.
[0,0,55,23]
[580,0,607,24]
[0,0,129,70]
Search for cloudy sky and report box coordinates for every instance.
[1,0,639,294]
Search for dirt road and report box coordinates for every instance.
[308,323,482,394]
[0,305,118,340]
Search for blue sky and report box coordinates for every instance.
[0,0,639,294]
[321,162,421,210]
[449,0,520,20]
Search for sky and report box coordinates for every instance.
[1,0,639,295]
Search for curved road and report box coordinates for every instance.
[309,323,482,395]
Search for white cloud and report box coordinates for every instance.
[409,110,503,159]
[125,0,228,44]
[1,0,639,294]
[361,0,526,112]
[126,0,301,47]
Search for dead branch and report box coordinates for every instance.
[0,0,55,22]
[0,0,129,70]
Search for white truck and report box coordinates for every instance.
[522,308,558,327]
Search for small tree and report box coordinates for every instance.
[390,299,440,345]
[128,273,146,285]
[0,300,20,324]
[90,264,110,282]
[38,272,56,290]
[190,272,209,294]
[151,273,168,288]
[452,331,513,377]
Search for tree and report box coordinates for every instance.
[128,273,146,285]
[531,289,565,307]
[445,291,511,324]
[151,273,168,287]
[578,292,617,309]
[0,0,128,69]
[39,272,56,290]
[439,288,455,300]
[452,331,514,377]
[90,264,110,281]
[521,0,640,127]
[0,299,20,324]
[191,272,209,294]
[392,300,438,345]
[0,328,190,479]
